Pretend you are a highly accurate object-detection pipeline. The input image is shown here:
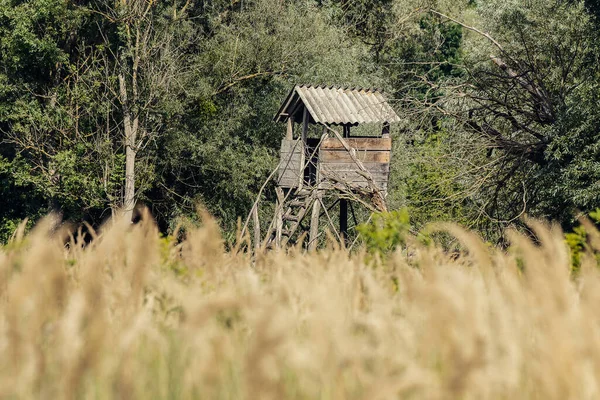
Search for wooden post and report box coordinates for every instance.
[301,107,309,186]
[302,107,309,142]
[252,205,260,251]
[308,192,321,251]
[275,187,284,249]
[286,116,294,140]
[340,124,350,245]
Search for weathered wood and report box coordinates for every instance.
[339,114,349,244]
[286,117,294,140]
[278,178,301,188]
[279,158,303,168]
[280,139,300,152]
[301,107,309,187]
[281,206,293,220]
[320,150,390,163]
[308,193,321,251]
[279,154,303,163]
[281,192,315,246]
[318,127,387,211]
[302,107,309,142]
[324,180,388,187]
[319,180,388,190]
[239,162,281,241]
[319,181,388,191]
[284,214,300,222]
[278,139,303,188]
[319,175,389,184]
[252,205,260,250]
[275,187,284,249]
[319,168,389,182]
[320,137,392,151]
[318,181,388,193]
[289,199,307,207]
[278,177,302,188]
[296,188,312,197]
[320,162,390,173]
[323,126,388,212]
[280,150,303,157]
[317,133,391,194]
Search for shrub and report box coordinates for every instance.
[355,208,411,254]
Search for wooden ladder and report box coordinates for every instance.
[260,187,316,249]
[280,189,316,246]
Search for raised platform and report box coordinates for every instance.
[277,137,391,194]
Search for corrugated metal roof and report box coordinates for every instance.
[274,85,400,125]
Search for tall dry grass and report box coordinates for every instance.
[1,211,600,399]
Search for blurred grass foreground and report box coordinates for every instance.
[2,210,600,400]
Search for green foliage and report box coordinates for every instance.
[159,235,188,277]
[565,226,588,271]
[321,0,394,60]
[0,155,46,243]
[152,0,376,232]
[382,0,600,239]
[565,209,600,271]
[456,0,600,230]
[401,130,472,230]
[0,0,377,239]
[2,0,600,247]
[356,209,411,254]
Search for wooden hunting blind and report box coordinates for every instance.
[274,85,399,193]
[249,84,400,250]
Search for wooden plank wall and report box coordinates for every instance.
[318,137,391,192]
[278,139,303,188]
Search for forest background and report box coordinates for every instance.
[2,0,600,244]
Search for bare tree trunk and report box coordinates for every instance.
[124,133,137,222]
[252,205,260,251]
[119,73,138,222]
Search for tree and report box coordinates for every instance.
[90,0,198,221]
[332,0,471,230]
[386,0,600,237]
[0,0,380,239]
[150,0,378,234]
[0,0,103,239]
[455,0,600,228]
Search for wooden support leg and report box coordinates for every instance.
[308,192,321,251]
[275,187,284,249]
[252,205,260,251]
[340,198,348,246]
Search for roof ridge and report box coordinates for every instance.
[294,84,384,93]
[275,84,399,124]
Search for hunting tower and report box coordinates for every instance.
[255,85,400,250]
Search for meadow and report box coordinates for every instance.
[1,210,600,399]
